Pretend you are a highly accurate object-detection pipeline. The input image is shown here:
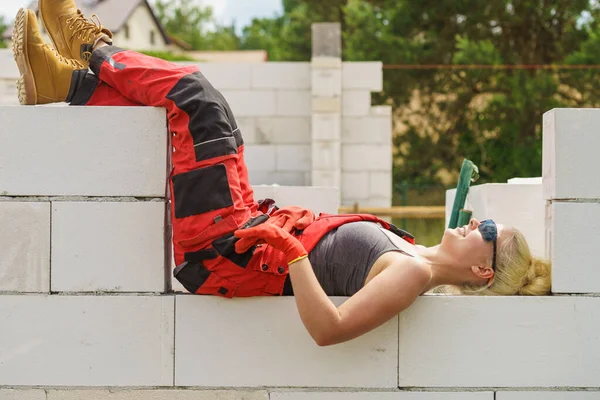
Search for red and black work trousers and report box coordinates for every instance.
[68,47,286,297]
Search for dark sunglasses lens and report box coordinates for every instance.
[478,220,497,242]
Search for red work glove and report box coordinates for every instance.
[234,223,308,265]
[269,206,316,232]
[235,206,315,252]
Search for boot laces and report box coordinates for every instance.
[44,44,86,69]
[66,11,105,42]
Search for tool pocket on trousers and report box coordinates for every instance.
[172,164,234,219]
[174,261,238,298]
[177,214,238,250]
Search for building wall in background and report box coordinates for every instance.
[112,4,171,52]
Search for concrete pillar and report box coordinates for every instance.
[311,23,342,192]
[543,108,600,293]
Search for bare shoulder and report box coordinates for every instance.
[394,253,432,286]
[368,251,431,289]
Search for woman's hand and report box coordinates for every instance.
[270,206,316,232]
[235,207,315,253]
[234,223,308,265]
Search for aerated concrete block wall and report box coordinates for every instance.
[543,108,600,294]
[188,58,391,208]
[445,109,600,297]
[1,104,599,399]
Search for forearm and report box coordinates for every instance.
[288,257,341,346]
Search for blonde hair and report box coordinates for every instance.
[437,228,551,296]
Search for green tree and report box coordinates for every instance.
[241,1,348,60]
[153,0,240,50]
[0,16,7,48]
[341,0,597,185]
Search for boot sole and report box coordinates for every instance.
[12,8,37,105]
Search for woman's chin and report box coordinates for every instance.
[440,228,460,247]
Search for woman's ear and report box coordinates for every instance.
[471,265,494,280]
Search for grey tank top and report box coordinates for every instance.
[298,221,411,296]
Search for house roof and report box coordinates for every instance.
[3,0,174,47]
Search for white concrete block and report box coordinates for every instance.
[0,389,46,400]
[313,113,342,141]
[244,145,277,171]
[249,171,310,186]
[370,172,393,199]
[342,144,392,172]
[548,201,600,293]
[312,170,341,190]
[276,91,311,116]
[508,177,542,184]
[175,296,398,387]
[242,185,338,213]
[497,392,600,400]
[0,107,167,197]
[343,91,372,116]
[312,97,341,113]
[543,108,600,200]
[219,90,277,117]
[312,69,342,97]
[256,117,311,144]
[0,295,174,386]
[251,185,276,201]
[312,57,343,69]
[370,105,392,116]
[342,172,370,201]
[248,171,275,185]
[269,171,311,186]
[343,116,392,144]
[194,63,252,89]
[51,202,165,293]
[342,62,383,91]
[0,202,50,293]
[274,186,339,214]
[272,393,492,400]
[236,117,257,144]
[275,145,311,172]
[48,390,268,400]
[252,63,311,89]
[445,183,546,257]
[312,141,341,170]
[398,296,600,387]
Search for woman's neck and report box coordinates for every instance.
[415,245,468,293]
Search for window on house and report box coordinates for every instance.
[150,30,156,45]
[124,24,130,40]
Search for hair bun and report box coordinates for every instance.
[519,257,552,295]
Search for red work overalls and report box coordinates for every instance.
[71,47,414,297]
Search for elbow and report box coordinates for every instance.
[303,310,345,347]
[313,334,335,347]
[310,326,342,347]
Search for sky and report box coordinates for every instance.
[0,0,283,29]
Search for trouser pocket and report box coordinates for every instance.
[172,164,233,219]
[174,260,238,298]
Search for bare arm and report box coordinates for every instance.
[288,254,431,346]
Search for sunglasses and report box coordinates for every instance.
[478,219,498,271]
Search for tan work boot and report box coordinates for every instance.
[12,8,88,105]
[38,0,112,66]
